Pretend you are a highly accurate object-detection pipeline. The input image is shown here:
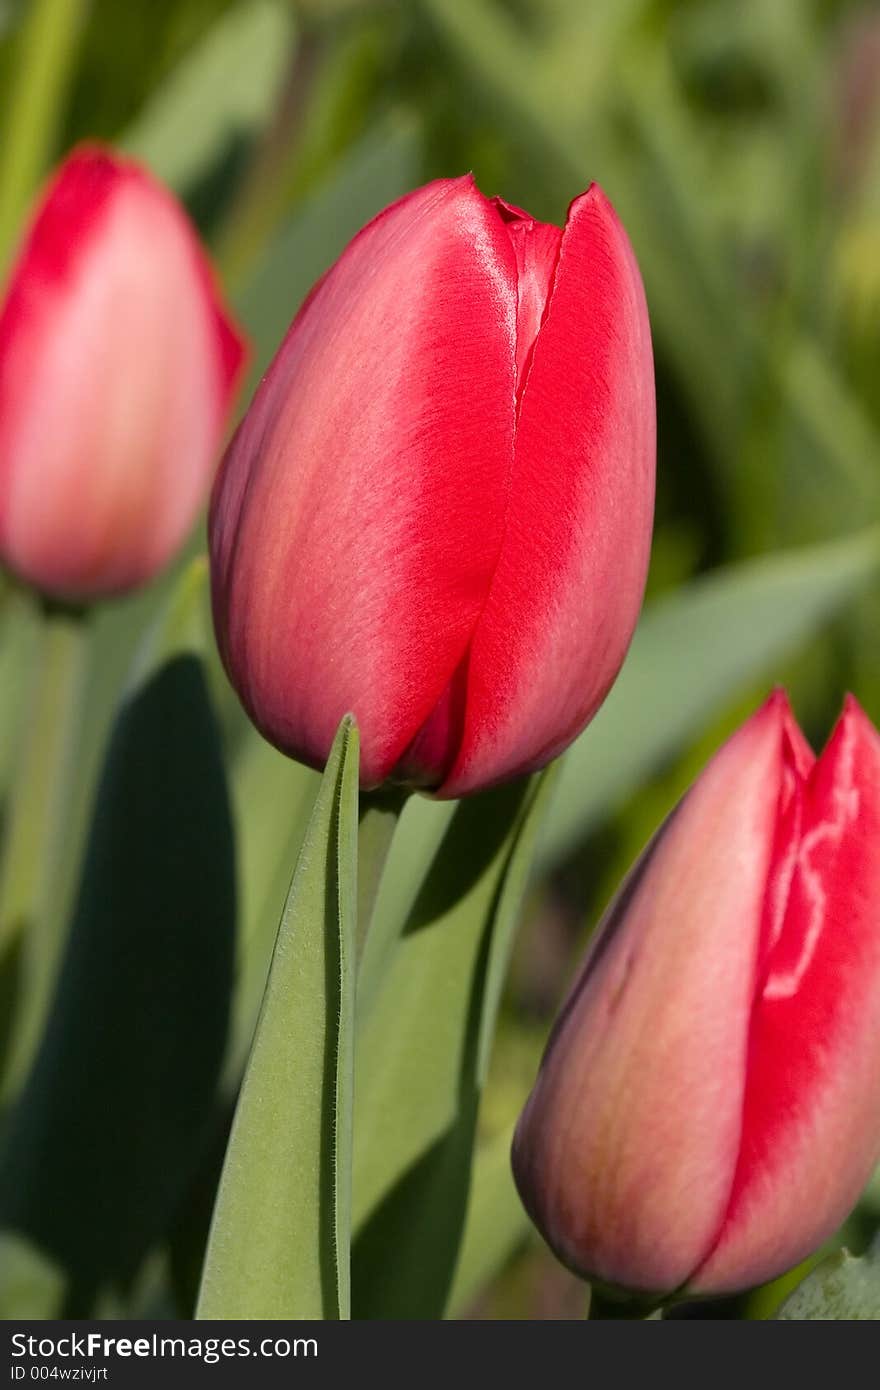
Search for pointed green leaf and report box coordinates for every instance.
[197,716,359,1321]
[352,766,557,1319]
[777,1238,880,1320]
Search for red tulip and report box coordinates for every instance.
[210,176,654,794]
[0,145,246,601]
[512,691,880,1299]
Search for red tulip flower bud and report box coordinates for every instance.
[0,146,246,601]
[209,176,655,794]
[513,692,880,1300]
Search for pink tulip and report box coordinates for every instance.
[0,145,246,600]
[512,691,880,1299]
[210,176,654,794]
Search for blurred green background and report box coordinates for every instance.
[0,0,879,1319]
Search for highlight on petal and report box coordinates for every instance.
[441,185,656,798]
[211,176,519,788]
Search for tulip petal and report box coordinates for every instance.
[211,177,519,787]
[441,185,655,798]
[692,697,880,1294]
[512,695,790,1294]
[0,147,245,599]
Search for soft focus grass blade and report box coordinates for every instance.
[351,767,556,1319]
[0,0,88,274]
[234,115,421,388]
[542,528,880,869]
[197,716,358,1321]
[119,0,294,198]
[448,1122,523,1316]
[0,569,235,1308]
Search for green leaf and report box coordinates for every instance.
[0,595,235,1301]
[0,560,212,1103]
[450,531,880,1313]
[119,0,294,196]
[776,1238,880,1320]
[223,734,320,1087]
[448,1122,523,1316]
[351,766,557,1319]
[542,528,880,869]
[196,716,359,1321]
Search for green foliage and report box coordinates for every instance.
[196,718,359,1321]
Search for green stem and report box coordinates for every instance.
[356,787,406,970]
[588,1285,660,1319]
[0,0,89,280]
[0,604,90,1096]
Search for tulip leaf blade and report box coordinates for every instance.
[542,527,880,869]
[351,764,557,1319]
[196,715,359,1321]
[776,1238,880,1320]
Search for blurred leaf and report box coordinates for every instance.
[542,528,880,869]
[777,1238,880,1320]
[352,766,557,1319]
[197,716,358,1321]
[234,114,421,387]
[448,1121,523,1316]
[119,0,294,197]
[0,572,235,1302]
[356,793,455,1023]
[223,733,319,1086]
[0,1231,64,1319]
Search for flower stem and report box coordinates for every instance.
[356,786,406,970]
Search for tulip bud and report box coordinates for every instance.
[512,691,880,1300]
[210,176,654,794]
[0,145,246,601]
